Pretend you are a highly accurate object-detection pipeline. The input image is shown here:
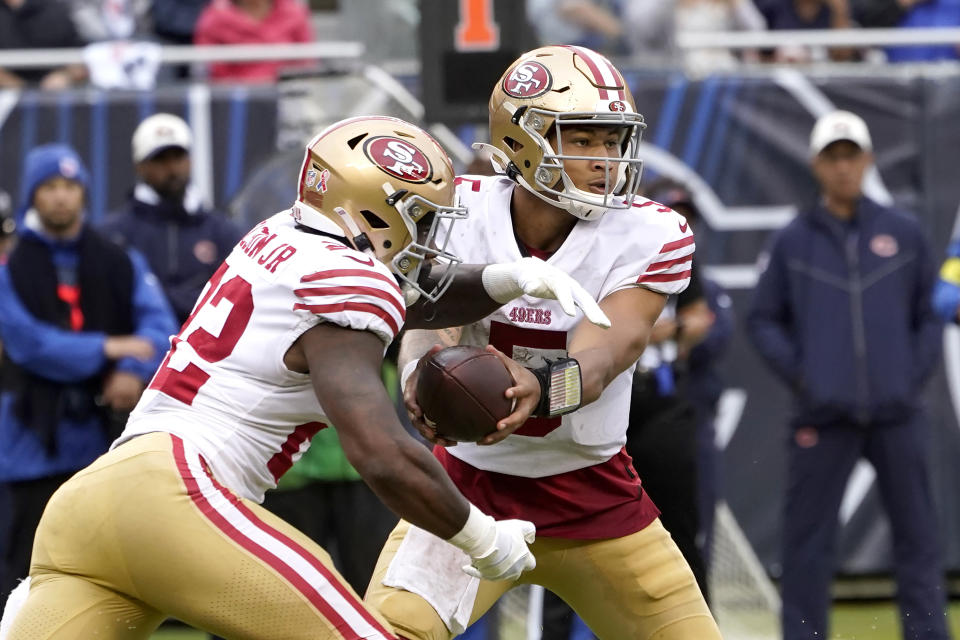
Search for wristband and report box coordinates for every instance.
[399,358,420,392]
[528,357,582,418]
[447,503,496,558]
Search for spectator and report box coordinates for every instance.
[755,0,859,61]
[934,232,960,322]
[0,0,88,89]
[645,180,734,570]
[621,0,676,62]
[153,0,211,44]
[525,0,628,55]
[0,143,176,600]
[101,113,244,324]
[853,0,927,27]
[746,110,951,640]
[883,0,960,62]
[675,0,768,73]
[0,190,15,259]
[193,0,315,83]
[70,0,153,42]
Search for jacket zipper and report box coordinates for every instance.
[845,231,870,424]
[168,223,177,274]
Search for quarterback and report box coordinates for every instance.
[0,117,609,640]
[365,47,722,640]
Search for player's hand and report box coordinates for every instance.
[463,518,536,582]
[100,371,145,411]
[479,345,540,445]
[481,258,611,329]
[402,345,458,447]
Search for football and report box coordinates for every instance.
[415,345,514,442]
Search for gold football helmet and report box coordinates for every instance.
[292,116,467,305]
[481,45,646,221]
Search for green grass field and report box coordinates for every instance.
[151,601,960,639]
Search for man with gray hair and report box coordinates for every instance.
[102,112,243,323]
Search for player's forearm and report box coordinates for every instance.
[356,436,471,538]
[569,343,643,406]
[406,265,503,328]
[398,327,462,373]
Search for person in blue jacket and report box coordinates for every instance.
[933,237,960,323]
[101,113,243,324]
[747,111,951,640]
[0,143,177,600]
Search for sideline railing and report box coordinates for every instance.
[677,26,960,50]
[0,42,365,69]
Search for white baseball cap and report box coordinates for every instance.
[132,113,192,163]
[809,110,872,157]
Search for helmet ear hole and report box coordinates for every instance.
[360,209,389,229]
[503,137,523,152]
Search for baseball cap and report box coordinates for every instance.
[132,113,192,163]
[809,110,872,157]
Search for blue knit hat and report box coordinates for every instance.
[17,143,90,220]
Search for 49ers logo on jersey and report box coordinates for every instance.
[502,61,552,99]
[364,137,432,183]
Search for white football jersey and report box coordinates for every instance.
[116,211,405,502]
[444,175,694,477]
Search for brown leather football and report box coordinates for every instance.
[416,345,513,442]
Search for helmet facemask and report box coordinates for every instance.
[518,108,646,221]
[383,188,467,305]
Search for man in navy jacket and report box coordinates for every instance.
[101,113,243,324]
[0,144,177,600]
[747,111,951,640]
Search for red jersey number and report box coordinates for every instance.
[149,264,255,405]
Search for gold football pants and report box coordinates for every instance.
[365,518,721,640]
[6,432,396,640]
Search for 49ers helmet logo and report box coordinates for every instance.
[502,61,552,99]
[364,136,432,183]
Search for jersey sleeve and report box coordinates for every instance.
[636,229,695,295]
[292,261,406,346]
[603,202,696,297]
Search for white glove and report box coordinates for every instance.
[448,504,536,581]
[481,258,611,329]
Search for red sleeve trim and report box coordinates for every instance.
[293,301,401,336]
[659,235,695,254]
[637,269,692,284]
[301,269,402,297]
[646,254,693,272]
[294,285,405,319]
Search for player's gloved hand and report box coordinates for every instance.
[447,504,536,582]
[481,258,611,329]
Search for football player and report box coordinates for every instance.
[0,116,611,640]
[365,47,722,639]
